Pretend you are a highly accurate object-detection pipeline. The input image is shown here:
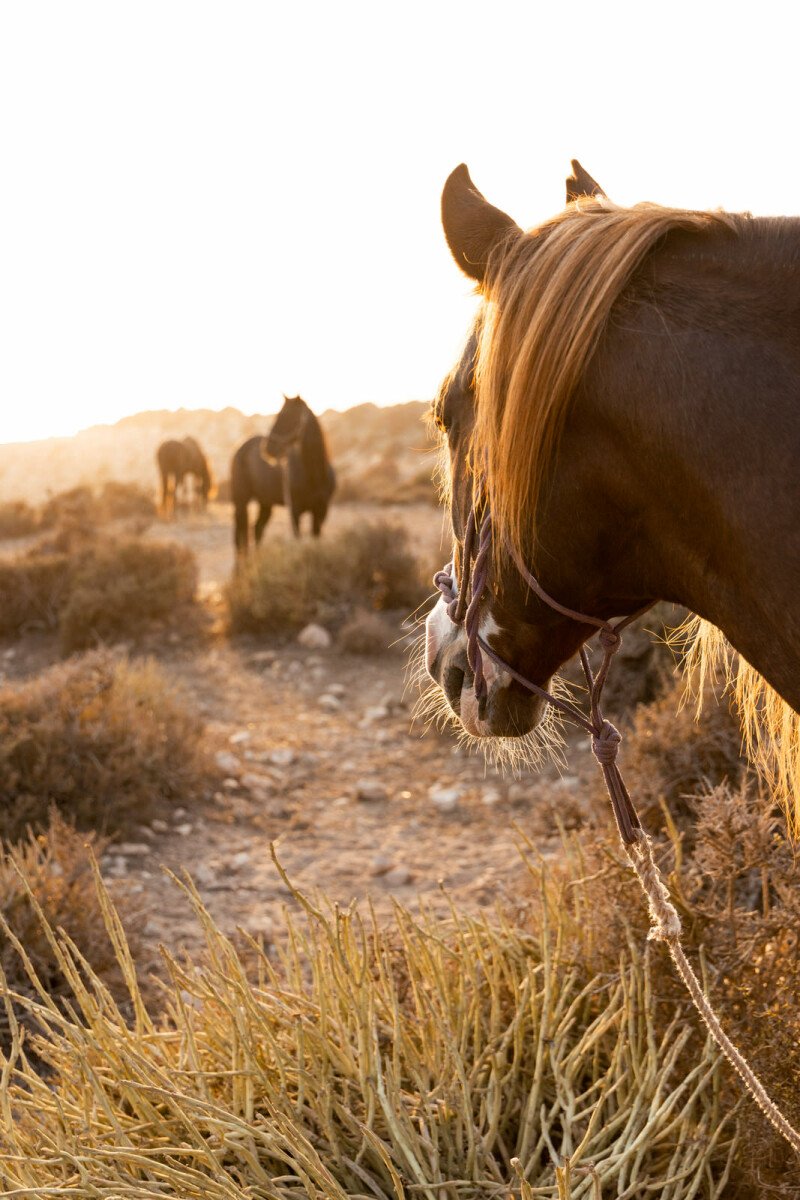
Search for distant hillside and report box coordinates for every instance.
[0,402,437,505]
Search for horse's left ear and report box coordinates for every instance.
[566,159,606,204]
[441,164,522,284]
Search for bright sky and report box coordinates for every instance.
[2,1,799,444]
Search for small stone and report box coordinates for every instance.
[250,649,276,664]
[106,856,128,876]
[429,784,462,812]
[229,730,251,745]
[360,704,390,725]
[240,772,273,797]
[215,750,241,775]
[384,865,413,887]
[508,782,534,805]
[481,787,502,807]
[297,623,332,650]
[151,818,169,834]
[222,777,240,791]
[269,748,296,767]
[328,683,346,697]
[553,774,580,791]
[173,807,188,821]
[318,693,342,711]
[174,823,193,837]
[137,825,157,840]
[230,851,251,870]
[370,854,393,877]
[356,779,388,803]
[192,863,215,887]
[115,842,151,857]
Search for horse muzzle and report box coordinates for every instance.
[425,597,548,738]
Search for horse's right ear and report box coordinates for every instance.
[565,159,606,204]
[441,164,521,284]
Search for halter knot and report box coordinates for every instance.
[433,565,459,620]
[591,719,622,766]
[598,626,622,653]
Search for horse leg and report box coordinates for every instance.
[234,502,249,555]
[254,504,272,545]
[311,502,328,537]
[290,504,301,538]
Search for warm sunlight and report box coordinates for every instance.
[2,0,799,443]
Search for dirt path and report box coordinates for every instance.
[106,504,593,950]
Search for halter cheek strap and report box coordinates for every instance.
[434,506,648,845]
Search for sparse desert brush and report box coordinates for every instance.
[59,536,197,651]
[0,811,146,1053]
[337,459,438,505]
[228,519,428,637]
[337,608,394,654]
[589,672,746,829]
[0,858,744,1197]
[0,535,197,647]
[0,499,39,540]
[0,553,70,635]
[97,479,157,521]
[39,483,96,529]
[549,779,800,1192]
[0,651,209,839]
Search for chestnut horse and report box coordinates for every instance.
[426,161,800,827]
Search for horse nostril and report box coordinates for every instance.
[442,664,465,711]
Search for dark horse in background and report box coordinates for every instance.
[231,395,336,554]
[156,436,214,516]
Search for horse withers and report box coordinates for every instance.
[425,160,800,821]
[230,395,336,555]
[156,436,214,517]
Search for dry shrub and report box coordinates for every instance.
[0,861,742,1197]
[0,812,146,1054]
[549,779,800,1196]
[59,536,197,651]
[0,553,69,635]
[0,500,39,539]
[337,459,437,505]
[593,672,746,829]
[228,519,428,637]
[40,481,156,529]
[0,537,197,647]
[337,608,395,654]
[97,479,157,521]
[0,651,209,840]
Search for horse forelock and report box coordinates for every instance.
[471,197,740,567]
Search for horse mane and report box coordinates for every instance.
[675,616,800,832]
[298,401,331,472]
[182,435,215,497]
[473,196,740,560]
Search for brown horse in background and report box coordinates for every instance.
[426,160,800,827]
[156,436,214,516]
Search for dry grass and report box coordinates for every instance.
[39,481,156,528]
[228,519,428,637]
[0,811,147,1055]
[0,651,210,840]
[0,852,742,1198]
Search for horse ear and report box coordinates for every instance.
[441,164,521,284]
[565,159,606,204]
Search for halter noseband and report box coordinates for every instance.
[434,501,649,845]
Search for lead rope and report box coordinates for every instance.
[434,504,800,1156]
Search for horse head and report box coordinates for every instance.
[426,161,624,748]
[266,395,310,460]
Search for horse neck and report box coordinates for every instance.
[555,224,800,709]
[299,411,327,473]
